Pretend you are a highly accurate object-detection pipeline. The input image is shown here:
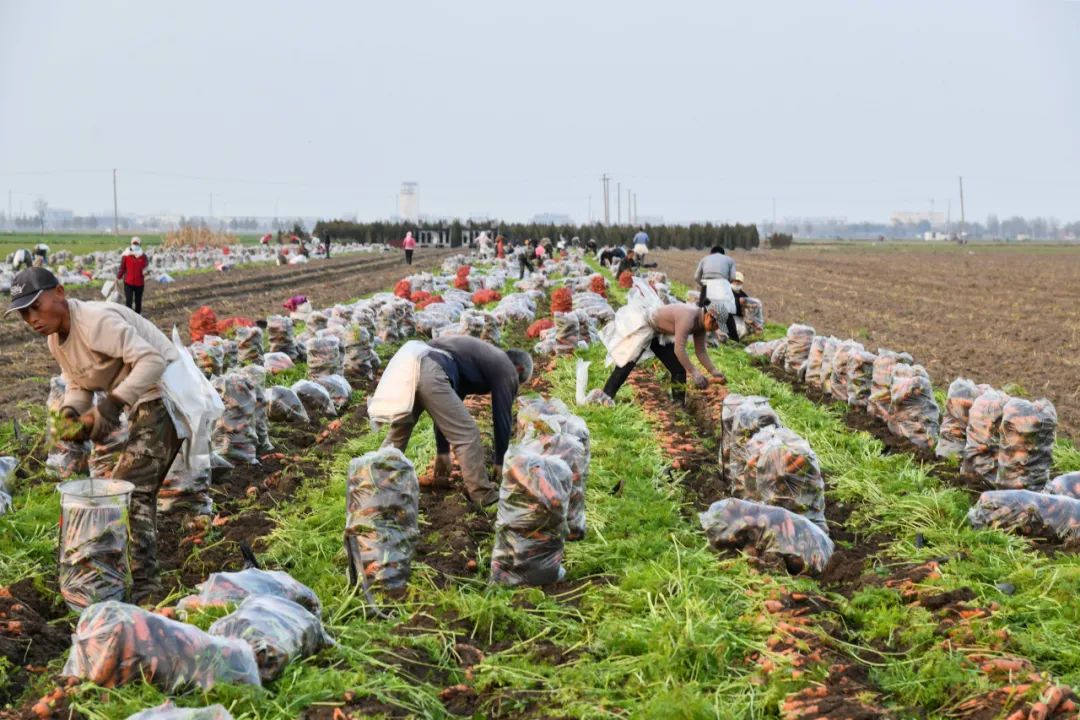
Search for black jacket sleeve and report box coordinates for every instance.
[491,377,516,466]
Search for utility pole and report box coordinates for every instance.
[627,188,632,225]
[588,195,592,224]
[209,192,214,221]
[7,189,12,233]
[600,174,610,225]
[633,193,637,224]
[616,181,621,224]
[772,197,776,233]
[112,169,119,235]
[958,175,966,240]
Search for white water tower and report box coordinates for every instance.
[398,182,419,222]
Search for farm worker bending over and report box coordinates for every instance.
[693,246,740,341]
[601,296,725,404]
[402,231,416,265]
[372,336,533,507]
[118,237,149,315]
[632,226,649,258]
[10,248,33,271]
[6,268,182,603]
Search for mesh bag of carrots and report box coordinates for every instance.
[783,324,815,375]
[1045,472,1080,499]
[292,380,337,419]
[962,389,1011,485]
[520,432,588,542]
[208,595,333,682]
[845,350,878,408]
[699,498,835,575]
[868,350,912,421]
[967,490,1080,545]
[936,379,986,459]
[551,287,573,313]
[345,448,420,591]
[723,397,780,492]
[46,376,90,479]
[239,364,273,454]
[996,397,1057,490]
[125,702,234,720]
[176,568,322,617]
[491,447,572,586]
[306,335,343,378]
[233,326,264,366]
[62,601,261,690]
[742,426,827,531]
[267,316,300,361]
[887,365,940,450]
[266,386,310,424]
[211,373,259,465]
[803,336,829,388]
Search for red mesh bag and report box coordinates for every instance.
[527,318,555,338]
[618,271,633,289]
[410,291,432,304]
[216,317,255,336]
[189,306,219,343]
[393,279,411,299]
[472,289,502,305]
[416,295,444,310]
[589,275,607,297]
[551,288,573,313]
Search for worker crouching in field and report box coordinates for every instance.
[693,246,740,341]
[369,336,533,507]
[7,268,183,603]
[600,299,726,404]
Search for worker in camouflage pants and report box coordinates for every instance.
[6,267,182,604]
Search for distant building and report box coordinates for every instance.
[398,182,419,223]
[891,211,945,226]
[532,213,572,225]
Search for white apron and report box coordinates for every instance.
[367,340,451,428]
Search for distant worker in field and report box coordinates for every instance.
[495,234,506,259]
[598,244,626,268]
[402,230,417,265]
[118,237,149,315]
[632,226,649,258]
[33,243,50,266]
[693,246,740,341]
[476,231,493,260]
[371,335,533,507]
[6,267,183,603]
[517,239,535,279]
[601,300,725,404]
[613,249,639,279]
[534,239,548,267]
[10,248,33,272]
[260,232,272,246]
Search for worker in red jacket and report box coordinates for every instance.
[117,237,149,315]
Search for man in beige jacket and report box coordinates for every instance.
[7,267,182,603]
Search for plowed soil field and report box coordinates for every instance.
[652,244,1080,438]
[0,248,450,423]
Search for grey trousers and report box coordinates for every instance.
[383,356,497,506]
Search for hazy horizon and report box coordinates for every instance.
[1,0,1077,224]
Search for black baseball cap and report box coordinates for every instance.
[6,267,59,316]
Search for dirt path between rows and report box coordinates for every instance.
[0,249,451,424]
[651,246,1080,439]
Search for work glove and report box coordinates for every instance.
[57,406,91,443]
[84,394,124,443]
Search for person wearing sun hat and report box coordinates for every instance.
[6,266,181,603]
[118,236,149,315]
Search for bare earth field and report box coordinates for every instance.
[653,244,1080,439]
[0,248,450,424]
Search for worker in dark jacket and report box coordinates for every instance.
[382,336,533,506]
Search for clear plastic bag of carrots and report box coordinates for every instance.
[722,396,780,492]
[211,373,259,466]
[742,426,827,531]
[819,337,841,395]
[234,325,264,366]
[887,365,940,451]
[208,595,333,682]
[292,380,337,419]
[962,389,1011,485]
[266,386,310,424]
[829,341,865,403]
[968,490,1080,544]
[521,432,588,542]
[267,315,301,361]
[125,701,234,720]
[741,297,764,336]
[491,447,572,586]
[783,324,815,375]
[867,350,912,421]
[238,364,273,454]
[700,498,835,575]
[306,335,343,378]
[189,341,224,379]
[343,324,379,381]
[803,336,829,388]
[936,378,986,459]
[996,397,1057,490]
[845,350,878,408]
[315,374,353,413]
[62,601,261,691]
[176,568,322,617]
[515,397,592,467]
[345,448,420,591]
[1045,472,1080,499]
[744,339,782,361]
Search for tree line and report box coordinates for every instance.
[313,219,760,250]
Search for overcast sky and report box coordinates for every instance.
[1,0,1077,224]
